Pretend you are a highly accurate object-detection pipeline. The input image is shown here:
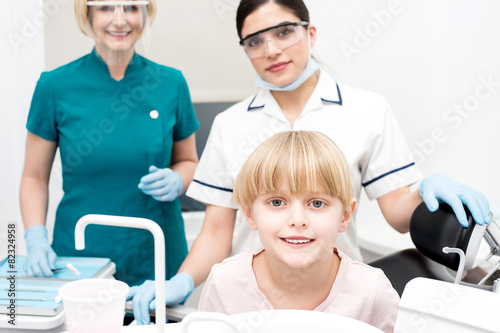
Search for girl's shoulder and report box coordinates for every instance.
[207,249,261,286]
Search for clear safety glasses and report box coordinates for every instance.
[239,21,309,59]
[87,1,149,20]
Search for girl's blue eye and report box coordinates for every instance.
[310,200,324,208]
[270,199,283,207]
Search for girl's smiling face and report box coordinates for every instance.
[243,180,354,269]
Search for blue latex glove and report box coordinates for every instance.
[138,166,183,202]
[23,225,57,277]
[419,174,491,227]
[127,273,194,325]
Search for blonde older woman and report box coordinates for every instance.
[20,0,199,291]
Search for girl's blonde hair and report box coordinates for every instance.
[234,131,353,209]
[74,0,157,38]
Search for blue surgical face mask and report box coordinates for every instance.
[254,57,320,91]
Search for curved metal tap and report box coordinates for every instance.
[75,214,165,333]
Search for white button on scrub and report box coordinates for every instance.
[150,110,159,119]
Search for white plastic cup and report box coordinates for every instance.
[59,278,129,333]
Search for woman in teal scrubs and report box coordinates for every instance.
[19,0,199,287]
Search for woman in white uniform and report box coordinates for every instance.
[129,0,490,323]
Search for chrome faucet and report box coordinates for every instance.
[75,214,165,333]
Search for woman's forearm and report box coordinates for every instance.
[20,132,58,231]
[377,186,423,233]
[177,205,236,287]
[171,160,198,194]
[170,134,198,194]
[20,175,50,230]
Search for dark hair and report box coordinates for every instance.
[236,0,310,39]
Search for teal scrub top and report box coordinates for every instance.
[26,49,199,286]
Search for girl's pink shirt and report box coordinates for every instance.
[199,248,399,333]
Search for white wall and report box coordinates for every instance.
[308,0,500,187]
[1,1,47,257]
[3,0,499,259]
[305,0,500,253]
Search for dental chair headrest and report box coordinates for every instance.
[410,202,486,271]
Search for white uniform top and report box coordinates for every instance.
[186,69,422,261]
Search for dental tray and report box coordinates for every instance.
[0,279,66,316]
[0,256,114,280]
[0,256,115,317]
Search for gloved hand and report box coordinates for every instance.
[138,166,183,202]
[127,273,194,325]
[23,225,57,277]
[419,174,490,227]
